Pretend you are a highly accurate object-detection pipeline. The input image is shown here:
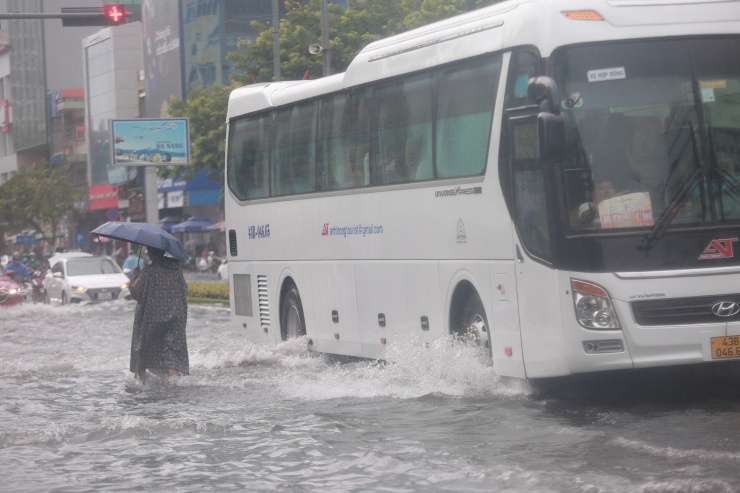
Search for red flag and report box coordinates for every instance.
[302,69,310,80]
[248,70,257,84]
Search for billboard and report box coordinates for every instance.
[142,0,183,118]
[110,118,190,166]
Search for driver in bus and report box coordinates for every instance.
[578,178,618,226]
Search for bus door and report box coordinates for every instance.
[502,51,571,377]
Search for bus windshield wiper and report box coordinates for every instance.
[639,121,704,252]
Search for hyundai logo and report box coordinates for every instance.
[711,302,740,317]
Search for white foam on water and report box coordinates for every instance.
[271,335,532,401]
[613,436,740,462]
[189,336,324,371]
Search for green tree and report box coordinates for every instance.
[228,0,405,84]
[0,164,84,247]
[171,0,502,183]
[167,83,234,184]
[399,0,502,30]
[228,0,501,84]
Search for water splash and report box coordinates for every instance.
[273,335,532,401]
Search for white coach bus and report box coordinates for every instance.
[224,0,740,378]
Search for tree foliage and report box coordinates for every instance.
[167,83,234,184]
[227,0,501,85]
[0,164,84,247]
[176,0,502,180]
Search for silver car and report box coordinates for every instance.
[44,253,131,305]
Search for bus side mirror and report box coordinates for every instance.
[527,76,566,162]
[528,76,560,115]
[538,112,566,163]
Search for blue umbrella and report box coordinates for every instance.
[159,216,180,233]
[171,215,216,233]
[91,222,189,261]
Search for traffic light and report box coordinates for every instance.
[61,5,130,27]
[103,4,127,25]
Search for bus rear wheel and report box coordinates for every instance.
[455,295,492,360]
[280,284,306,340]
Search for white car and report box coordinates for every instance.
[44,253,131,305]
[217,260,228,282]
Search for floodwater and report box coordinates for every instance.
[1,300,739,492]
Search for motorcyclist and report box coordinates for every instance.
[26,252,42,270]
[5,252,31,283]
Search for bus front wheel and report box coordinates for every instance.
[455,295,492,360]
[280,284,306,340]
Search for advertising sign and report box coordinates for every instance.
[89,184,120,210]
[110,118,190,166]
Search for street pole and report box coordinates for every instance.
[144,166,158,227]
[272,0,281,82]
[321,0,330,77]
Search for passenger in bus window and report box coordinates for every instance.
[405,135,430,180]
[380,134,411,184]
[384,147,408,183]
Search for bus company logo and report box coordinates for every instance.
[711,301,740,318]
[322,224,329,236]
[698,238,738,260]
[435,186,482,198]
[456,219,467,244]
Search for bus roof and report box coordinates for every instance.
[227,0,740,118]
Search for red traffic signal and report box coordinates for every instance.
[61,5,132,27]
[103,4,127,24]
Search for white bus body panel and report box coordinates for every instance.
[226,0,740,378]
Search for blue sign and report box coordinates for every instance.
[74,232,86,245]
[107,208,119,220]
[15,235,35,245]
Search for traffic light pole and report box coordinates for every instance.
[0,7,132,26]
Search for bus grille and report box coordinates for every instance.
[631,294,740,326]
[233,274,252,317]
[258,275,270,328]
[228,229,237,256]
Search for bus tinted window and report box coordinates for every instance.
[227,116,270,200]
[317,90,371,190]
[369,74,434,185]
[436,59,500,178]
[273,102,317,196]
[226,54,501,201]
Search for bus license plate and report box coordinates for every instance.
[710,336,740,360]
[98,292,112,301]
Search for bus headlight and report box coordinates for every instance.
[571,279,620,330]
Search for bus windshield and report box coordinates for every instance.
[556,38,740,235]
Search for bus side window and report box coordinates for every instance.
[436,57,500,178]
[273,102,317,196]
[505,50,540,107]
[370,75,433,185]
[227,116,269,200]
[316,90,370,190]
